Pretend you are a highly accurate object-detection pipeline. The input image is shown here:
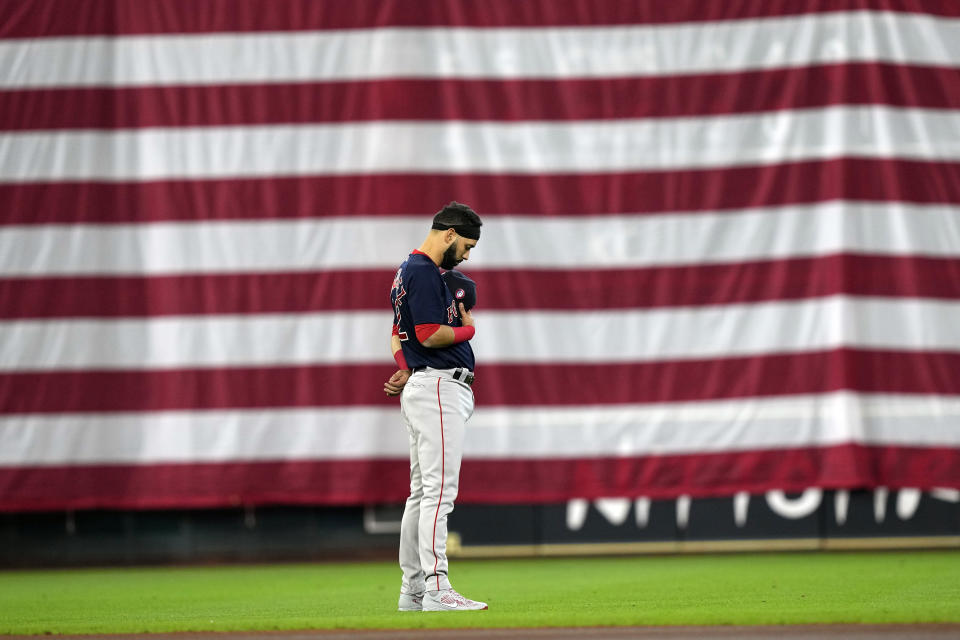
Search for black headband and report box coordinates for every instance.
[432,222,481,240]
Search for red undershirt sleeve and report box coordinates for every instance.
[415,323,442,343]
[415,323,475,344]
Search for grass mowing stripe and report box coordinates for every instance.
[1,551,958,634]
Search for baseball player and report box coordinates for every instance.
[384,202,487,612]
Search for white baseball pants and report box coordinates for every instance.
[398,367,475,594]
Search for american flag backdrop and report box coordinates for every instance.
[1,1,959,512]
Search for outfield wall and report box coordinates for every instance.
[2,488,957,567]
[445,487,960,556]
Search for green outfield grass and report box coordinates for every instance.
[1,550,959,635]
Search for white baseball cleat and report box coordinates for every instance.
[422,588,488,611]
[397,592,424,612]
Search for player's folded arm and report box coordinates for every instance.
[417,323,474,347]
[390,329,408,370]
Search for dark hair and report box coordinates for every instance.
[432,201,482,230]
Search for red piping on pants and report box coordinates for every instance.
[431,377,444,591]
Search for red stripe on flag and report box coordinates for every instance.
[4,350,960,414]
[4,64,958,131]
[472,254,960,311]
[459,445,960,504]
[4,255,960,319]
[0,271,389,318]
[3,159,959,225]
[3,1,957,38]
[479,350,960,407]
[1,444,956,511]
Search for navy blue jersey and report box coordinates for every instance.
[391,251,475,371]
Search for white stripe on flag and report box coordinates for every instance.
[2,12,958,88]
[2,297,959,371]
[2,202,958,276]
[2,393,958,465]
[3,106,959,180]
